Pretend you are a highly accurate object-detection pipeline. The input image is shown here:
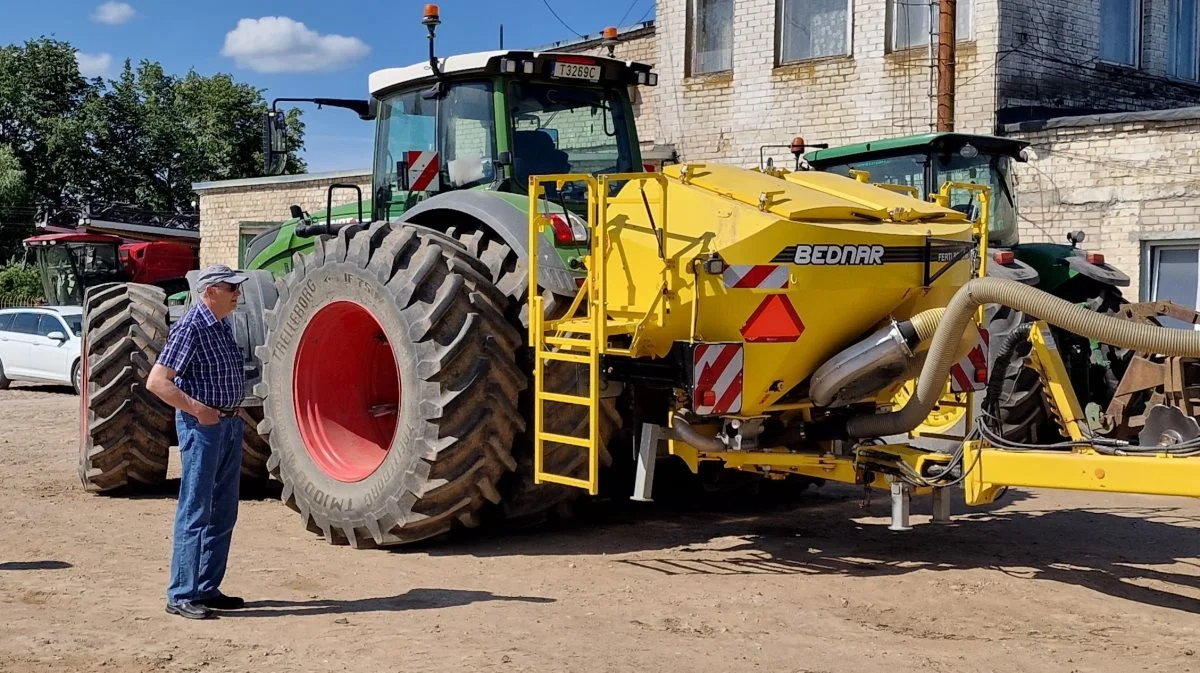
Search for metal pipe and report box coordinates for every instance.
[847,277,1200,438]
[669,411,727,452]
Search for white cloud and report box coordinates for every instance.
[91,2,135,24]
[76,52,114,78]
[220,16,370,74]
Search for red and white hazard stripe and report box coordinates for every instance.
[722,265,790,290]
[406,151,441,192]
[693,343,743,416]
[950,326,990,393]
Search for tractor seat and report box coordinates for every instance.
[513,131,571,188]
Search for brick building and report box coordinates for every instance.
[1006,108,1200,311]
[651,0,1200,167]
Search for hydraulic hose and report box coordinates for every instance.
[846,277,1200,439]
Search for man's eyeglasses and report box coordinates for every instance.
[213,282,242,293]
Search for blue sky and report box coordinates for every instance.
[3,0,656,174]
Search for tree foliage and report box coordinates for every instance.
[0,37,308,258]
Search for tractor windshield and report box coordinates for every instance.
[508,82,634,197]
[933,152,1019,247]
[36,243,122,306]
[816,151,1019,247]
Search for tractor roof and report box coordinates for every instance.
[803,132,1030,166]
[23,233,121,246]
[369,50,655,96]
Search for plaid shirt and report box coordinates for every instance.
[157,301,245,409]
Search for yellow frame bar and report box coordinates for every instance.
[963,444,1200,505]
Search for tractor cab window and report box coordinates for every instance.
[373,81,497,218]
[508,82,633,198]
[933,152,1019,247]
[36,243,122,306]
[820,155,927,196]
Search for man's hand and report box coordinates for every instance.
[190,402,221,426]
[148,363,219,424]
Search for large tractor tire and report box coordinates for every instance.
[255,222,526,547]
[985,279,1131,444]
[444,223,618,528]
[78,283,173,492]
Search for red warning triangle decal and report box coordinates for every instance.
[740,295,806,343]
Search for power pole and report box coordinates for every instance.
[937,0,956,131]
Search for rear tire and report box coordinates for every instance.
[256,222,526,547]
[985,280,1132,444]
[0,357,9,390]
[79,283,173,493]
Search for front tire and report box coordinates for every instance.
[256,222,526,547]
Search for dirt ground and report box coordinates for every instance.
[1,382,1198,673]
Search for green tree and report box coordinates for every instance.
[0,37,308,257]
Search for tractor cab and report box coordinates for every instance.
[804,133,1029,247]
[261,7,656,225]
[22,233,125,306]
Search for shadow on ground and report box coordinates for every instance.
[222,588,554,618]
[408,484,1200,615]
[0,561,73,571]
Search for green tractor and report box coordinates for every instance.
[81,7,777,543]
[802,132,1145,443]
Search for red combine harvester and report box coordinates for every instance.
[22,232,196,306]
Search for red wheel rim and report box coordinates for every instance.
[292,301,401,483]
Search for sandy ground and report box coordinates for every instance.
[1,382,1198,673]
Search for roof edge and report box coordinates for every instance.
[1001,106,1200,134]
[192,168,371,192]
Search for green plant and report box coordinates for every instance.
[0,257,42,301]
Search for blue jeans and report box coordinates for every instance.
[167,410,243,605]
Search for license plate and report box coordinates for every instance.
[552,61,601,81]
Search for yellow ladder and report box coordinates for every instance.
[526,173,667,495]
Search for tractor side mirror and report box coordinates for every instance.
[262,110,288,176]
[289,204,303,219]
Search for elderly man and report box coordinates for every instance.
[147,264,248,620]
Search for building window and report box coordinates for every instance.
[1100,0,1142,66]
[690,0,733,74]
[889,0,972,51]
[1168,0,1199,80]
[778,0,851,63]
[1144,242,1200,329]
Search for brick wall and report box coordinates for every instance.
[194,171,371,268]
[1007,110,1200,301]
[652,0,1002,167]
[997,0,1200,121]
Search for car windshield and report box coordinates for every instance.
[508,81,634,198]
[63,315,82,336]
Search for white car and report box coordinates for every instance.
[0,306,84,394]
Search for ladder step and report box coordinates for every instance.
[547,317,641,335]
[538,350,592,364]
[538,432,591,448]
[540,391,591,406]
[536,473,593,491]
[544,336,592,349]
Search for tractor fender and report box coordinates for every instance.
[985,248,1040,285]
[184,269,279,405]
[398,191,580,297]
[1065,253,1131,287]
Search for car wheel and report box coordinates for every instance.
[71,360,81,396]
[0,358,9,390]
